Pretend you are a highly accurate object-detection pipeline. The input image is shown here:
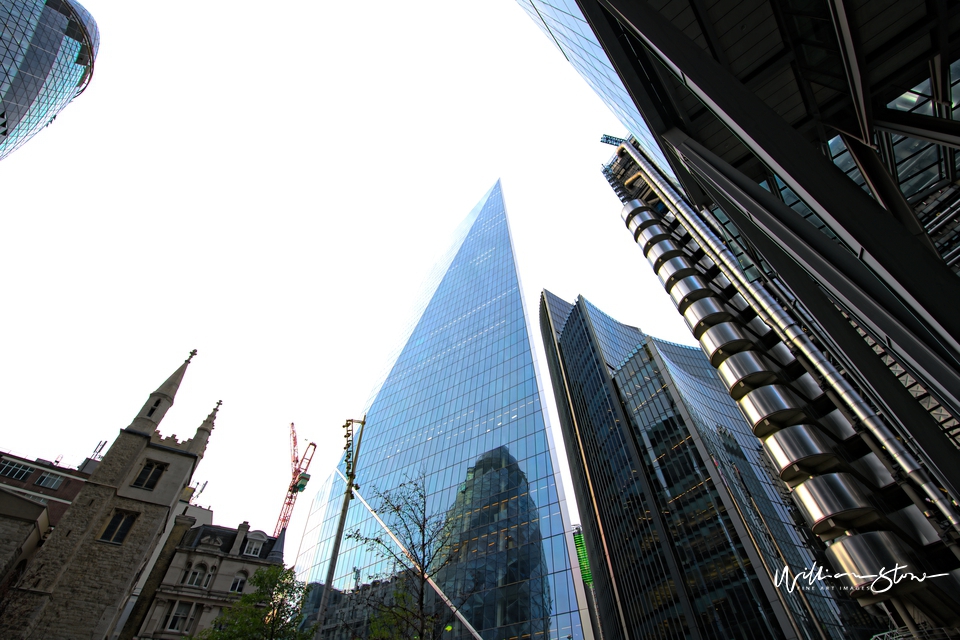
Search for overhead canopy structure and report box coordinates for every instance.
[563,0,960,446]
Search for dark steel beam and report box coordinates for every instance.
[931,3,951,120]
[765,0,831,151]
[664,128,960,417]
[928,0,956,180]
[877,130,899,178]
[594,0,960,361]
[693,175,960,503]
[875,106,960,149]
[687,0,729,69]
[861,2,960,103]
[841,133,940,256]
[574,0,711,207]
[828,0,872,142]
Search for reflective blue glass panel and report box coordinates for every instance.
[540,292,867,640]
[298,183,586,640]
[0,0,98,161]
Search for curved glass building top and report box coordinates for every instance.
[0,0,98,161]
[297,183,588,640]
[62,0,97,59]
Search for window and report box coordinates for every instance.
[162,601,197,632]
[132,461,166,490]
[230,572,247,593]
[35,472,63,490]
[242,540,262,557]
[146,398,162,418]
[0,459,34,481]
[186,564,207,587]
[99,510,137,544]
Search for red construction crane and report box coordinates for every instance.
[275,422,316,537]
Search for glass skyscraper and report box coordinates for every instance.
[540,291,876,640]
[517,0,960,631]
[297,182,589,640]
[0,0,98,161]
[513,0,673,180]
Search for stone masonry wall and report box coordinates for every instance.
[117,514,195,640]
[0,430,174,639]
[0,518,35,592]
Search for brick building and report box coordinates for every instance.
[0,451,94,525]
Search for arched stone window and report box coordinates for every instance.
[204,565,216,588]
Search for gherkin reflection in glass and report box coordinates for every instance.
[297,182,586,640]
[0,0,98,161]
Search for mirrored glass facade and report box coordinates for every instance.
[513,0,675,181]
[540,291,875,640]
[0,0,98,161]
[297,183,588,640]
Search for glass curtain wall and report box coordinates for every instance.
[297,183,587,640]
[540,291,866,640]
[0,0,98,160]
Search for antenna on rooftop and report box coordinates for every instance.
[91,440,107,461]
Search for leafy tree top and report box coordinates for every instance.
[193,565,315,640]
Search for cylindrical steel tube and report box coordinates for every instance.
[618,143,960,535]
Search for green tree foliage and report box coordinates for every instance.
[194,565,315,640]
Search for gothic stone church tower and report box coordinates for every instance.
[0,352,219,639]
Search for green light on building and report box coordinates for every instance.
[573,531,592,585]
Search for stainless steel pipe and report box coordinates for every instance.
[618,142,960,535]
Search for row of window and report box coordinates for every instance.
[0,457,166,493]
[180,562,248,592]
[0,458,65,489]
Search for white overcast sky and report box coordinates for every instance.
[0,1,696,552]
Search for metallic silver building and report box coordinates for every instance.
[517,0,960,634]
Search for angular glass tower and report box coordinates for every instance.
[297,182,589,640]
[0,0,99,161]
[540,291,877,640]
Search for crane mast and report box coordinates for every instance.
[275,422,316,537]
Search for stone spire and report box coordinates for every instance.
[266,527,286,565]
[128,350,197,434]
[187,400,220,459]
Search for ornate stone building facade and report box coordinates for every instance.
[125,522,284,639]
